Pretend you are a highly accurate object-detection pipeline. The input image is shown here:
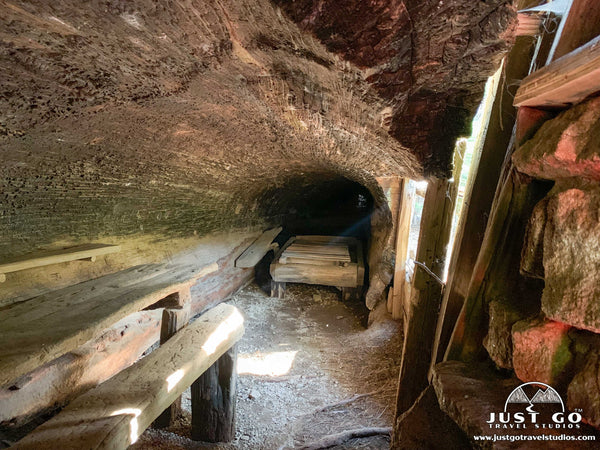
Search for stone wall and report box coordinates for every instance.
[484,96,600,428]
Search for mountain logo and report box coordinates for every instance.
[486,381,582,430]
[505,382,564,411]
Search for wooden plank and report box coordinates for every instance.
[395,171,459,417]
[191,345,238,442]
[0,244,121,280]
[280,252,350,263]
[282,249,350,259]
[0,309,162,426]
[445,168,549,363]
[270,262,357,288]
[0,262,218,387]
[550,0,600,62]
[391,179,415,320]
[514,35,600,108]
[13,303,245,450]
[284,244,348,253]
[294,235,356,245]
[278,256,345,266]
[430,34,536,368]
[234,227,282,268]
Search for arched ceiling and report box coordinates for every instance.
[0,0,515,256]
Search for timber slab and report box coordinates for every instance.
[13,303,244,450]
[0,260,218,387]
[270,235,364,289]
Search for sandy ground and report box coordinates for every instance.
[133,283,403,449]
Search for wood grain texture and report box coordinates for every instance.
[392,179,415,320]
[13,303,245,450]
[514,35,600,107]
[431,35,536,368]
[153,296,191,429]
[270,262,357,287]
[550,0,600,62]
[191,345,238,442]
[445,169,548,363]
[234,227,282,268]
[271,235,361,288]
[0,262,217,386]
[395,172,459,417]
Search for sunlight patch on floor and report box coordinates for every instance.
[237,350,298,376]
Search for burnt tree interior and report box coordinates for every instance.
[2,0,600,449]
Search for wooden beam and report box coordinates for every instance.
[0,244,120,281]
[270,263,357,288]
[445,168,549,362]
[430,35,537,368]
[514,35,600,108]
[234,227,282,268]
[550,0,600,62]
[13,304,245,450]
[191,345,238,442]
[394,173,457,418]
[0,310,162,426]
[391,179,415,320]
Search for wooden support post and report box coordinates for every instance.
[445,167,550,362]
[548,0,600,63]
[429,33,537,368]
[394,175,456,418]
[391,179,415,320]
[191,345,238,443]
[153,287,191,429]
[270,280,286,299]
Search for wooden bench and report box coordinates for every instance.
[0,260,218,387]
[12,303,245,449]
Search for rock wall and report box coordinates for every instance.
[483,96,600,428]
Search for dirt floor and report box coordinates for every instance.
[133,283,403,449]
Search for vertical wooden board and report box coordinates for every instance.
[192,345,238,443]
[394,139,464,419]
[395,177,453,418]
[550,0,600,62]
[444,169,548,363]
[392,179,415,320]
[431,33,537,368]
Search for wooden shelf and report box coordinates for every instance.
[0,244,121,282]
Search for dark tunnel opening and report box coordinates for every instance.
[257,174,375,240]
[254,174,376,298]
